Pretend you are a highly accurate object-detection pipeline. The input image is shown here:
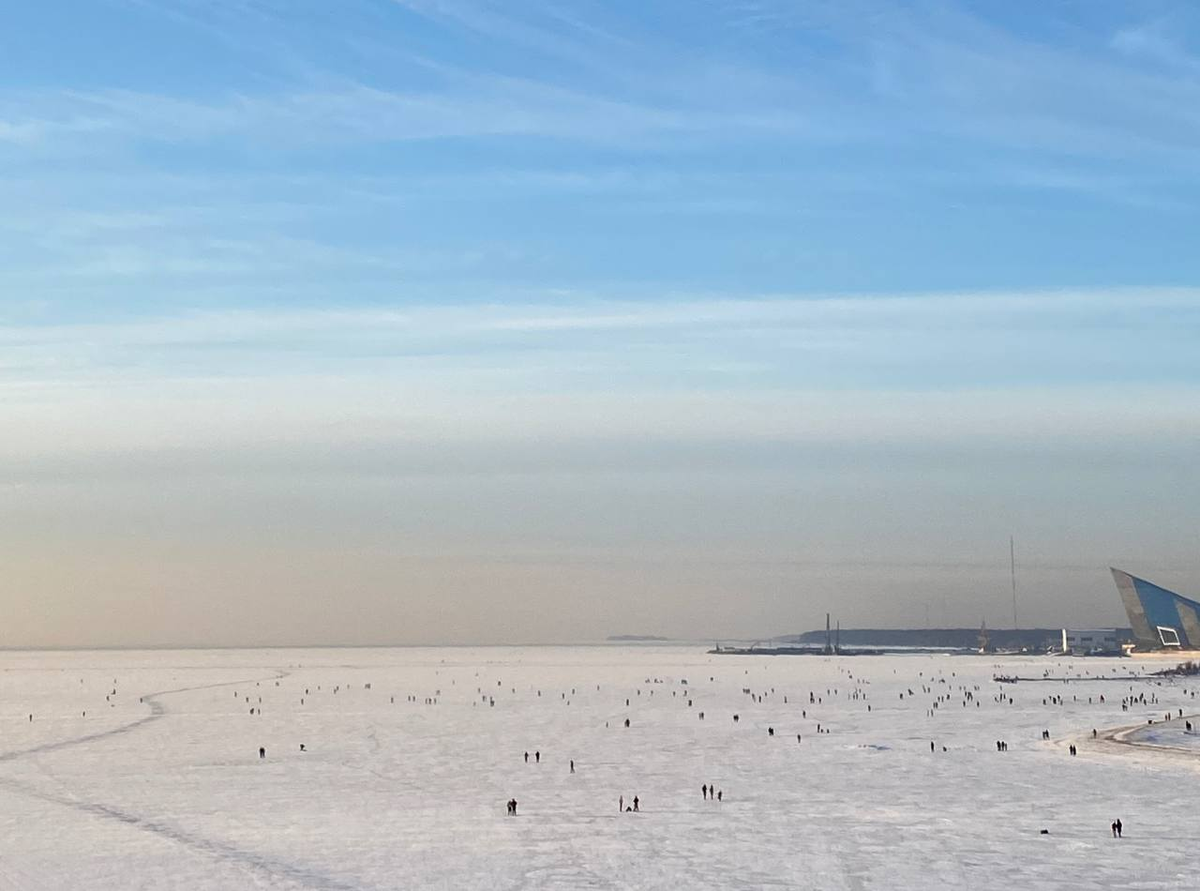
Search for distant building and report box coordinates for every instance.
[977,620,991,653]
[1111,568,1200,651]
[1058,628,1125,656]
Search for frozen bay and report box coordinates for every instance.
[0,646,1195,890]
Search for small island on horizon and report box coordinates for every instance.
[606,634,670,642]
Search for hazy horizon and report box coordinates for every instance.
[3,1,1199,647]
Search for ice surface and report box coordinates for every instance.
[1120,719,1200,751]
[0,647,1195,889]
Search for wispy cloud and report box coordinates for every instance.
[4,74,803,153]
[2,289,1197,418]
[1112,20,1200,74]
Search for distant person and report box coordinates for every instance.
[524,751,529,763]
[535,751,540,763]
[570,760,575,774]
[624,719,630,728]
[930,741,935,752]
[299,744,306,752]
[633,796,639,812]
[702,784,708,800]
[717,790,722,802]
[1115,819,1122,838]
[259,747,265,759]
[619,795,624,812]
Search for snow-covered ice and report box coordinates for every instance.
[0,646,1196,889]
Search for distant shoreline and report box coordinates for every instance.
[0,640,707,653]
[605,635,670,642]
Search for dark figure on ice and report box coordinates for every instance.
[570,760,575,774]
[535,751,540,763]
[259,747,266,759]
[1114,819,1122,838]
[768,727,774,737]
[524,751,529,763]
[717,790,722,802]
[633,796,639,812]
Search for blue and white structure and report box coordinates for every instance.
[1111,569,1200,651]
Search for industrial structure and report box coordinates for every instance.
[1111,568,1200,651]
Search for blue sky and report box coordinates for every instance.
[3,0,1200,313]
[1,1,1199,645]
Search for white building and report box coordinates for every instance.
[1059,629,1125,655]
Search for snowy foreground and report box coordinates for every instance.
[0,647,1196,890]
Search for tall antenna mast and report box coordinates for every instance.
[1010,535,1018,629]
